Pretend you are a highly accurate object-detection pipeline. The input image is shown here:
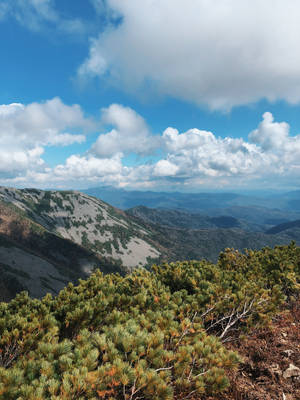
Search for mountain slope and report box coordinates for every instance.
[0,187,161,270]
[266,219,300,234]
[0,200,108,301]
[144,225,296,263]
[127,205,257,230]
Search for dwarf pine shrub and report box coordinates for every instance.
[0,243,299,399]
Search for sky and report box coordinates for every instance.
[1,0,300,192]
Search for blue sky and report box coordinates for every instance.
[1,0,300,192]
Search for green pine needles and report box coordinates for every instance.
[0,243,299,399]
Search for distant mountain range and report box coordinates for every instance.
[1,186,300,301]
[83,186,300,212]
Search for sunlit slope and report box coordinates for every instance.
[0,187,161,269]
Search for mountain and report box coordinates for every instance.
[0,187,161,269]
[84,186,246,210]
[203,205,300,230]
[0,200,103,301]
[84,187,300,230]
[126,206,300,261]
[127,205,258,231]
[143,225,296,263]
[0,187,163,300]
[84,186,300,211]
[1,186,299,302]
[265,219,300,238]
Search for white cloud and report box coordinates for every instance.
[0,147,45,178]
[249,112,300,169]
[249,112,290,151]
[2,105,300,191]
[0,97,91,148]
[153,160,179,177]
[91,104,160,157]
[79,0,300,110]
[53,153,124,179]
[157,127,267,179]
[0,98,93,177]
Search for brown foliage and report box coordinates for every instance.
[209,301,300,400]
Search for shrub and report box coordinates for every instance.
[0,244,299,399]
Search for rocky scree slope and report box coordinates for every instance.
[0,187,161,270]
[0,199,124,301]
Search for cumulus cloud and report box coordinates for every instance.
[91,104,160,157]
[2,105,300,191]
[8,153,128,188]
[0,98,93,177]
[249,112,300,169]
[155,127,267,179]
[250,112,290,151]
[53,153,124,180]
[79,0,300,110]
[151,112,300,186]
[0,97,90,148]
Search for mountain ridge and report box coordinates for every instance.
[1,186,300,301]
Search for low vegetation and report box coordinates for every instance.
[0,243,299,399]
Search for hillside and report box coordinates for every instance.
[0,200,121,301]
[127,205,259,231]
[145,225,297,263]
[0,187,161,270]
[266,219,300,235]
[127,206,240,229]
[126,206,300,262]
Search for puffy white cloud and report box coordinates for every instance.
[53,153,124,179]
[157,127,267,179]
[249,112,300,170]
[0,98,93,177]
[91,104,160,157]
[11,153,128,188]
[151,112,300,186]
[0,147,45,178]
[0,97,91,149]
[2,105,300,191]
[250,112,291,151]
[153,160,179,177]
[79,0,300,110]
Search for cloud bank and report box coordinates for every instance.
[80,0,300,110]
[1,99,300,190]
